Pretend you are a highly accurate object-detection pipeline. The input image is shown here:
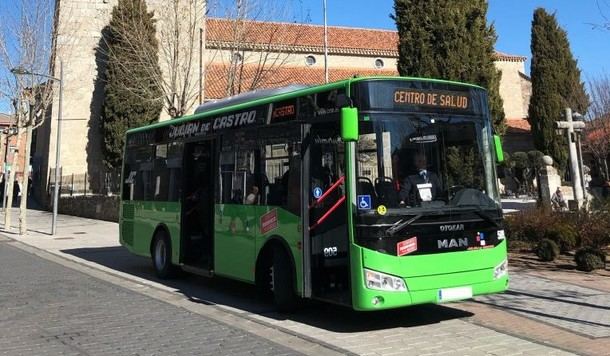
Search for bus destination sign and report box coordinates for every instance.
[393,89,470,111]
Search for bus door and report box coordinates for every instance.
[181,139,215,269]
[214,132,259,282]
[307,124,351,305]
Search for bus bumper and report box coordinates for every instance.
[350,243,509,311]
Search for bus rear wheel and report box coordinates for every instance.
[152,231,177,279]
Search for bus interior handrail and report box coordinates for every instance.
[309,175,345,209]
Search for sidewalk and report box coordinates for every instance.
[2,208,610,355]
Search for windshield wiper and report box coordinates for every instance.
[386,214,422,237]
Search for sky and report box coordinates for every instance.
[1,0,609,113]
[297,0,610,79]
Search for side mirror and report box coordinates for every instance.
[493,135,504,163]
[341,107,359,142]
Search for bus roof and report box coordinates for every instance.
[126,76,485,134]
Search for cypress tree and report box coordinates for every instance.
[393,0,505,134]
[102,0,163,169]
[528,8,589,174]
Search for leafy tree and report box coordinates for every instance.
[393,0,505,134]
[528,8,589,174]
[102,0,163,168]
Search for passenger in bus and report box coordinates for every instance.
[399,153,441,206]
[231,189,243,204]
[245,185,259,205]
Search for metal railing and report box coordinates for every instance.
[48,168,121,197]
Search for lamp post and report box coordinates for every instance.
[323,0,329,83]
[10,60,63,235]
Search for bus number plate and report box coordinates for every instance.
[438,286,472,302]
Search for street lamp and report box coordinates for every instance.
[10,60,63,235]
[323,0,329,83]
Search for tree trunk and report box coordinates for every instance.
[4,127,23,230]
[19,124,33,235]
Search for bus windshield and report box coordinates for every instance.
[356,113,500,214]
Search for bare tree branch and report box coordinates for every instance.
[0,0,77,233]
[102,0,205,118]
[206,0,305,98]
[583,73,610,180]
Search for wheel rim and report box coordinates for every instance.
[155,239,167,270]
[269,265,275,292]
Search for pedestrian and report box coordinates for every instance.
[551,187,567,211]
[12,178,21,207]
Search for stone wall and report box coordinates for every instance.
[35,0,204,196]
[495,59,531,120]
[206,48,397,72]
[58,195,119,222]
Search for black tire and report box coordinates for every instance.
[151,230,177,279]
[271,245,297,312]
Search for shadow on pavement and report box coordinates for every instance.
[62,246,474,332]
[476,299,610,329]
[505,289,610,311]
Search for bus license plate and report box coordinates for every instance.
[438,286,472,302]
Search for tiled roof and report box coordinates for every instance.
[506,118,531,133]
[205,63,396,100]
[206,18,526,61]
[494,51,528,62]
[0,113,15,126]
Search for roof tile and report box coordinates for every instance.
[205,63,396,100]
[206,18,526,61]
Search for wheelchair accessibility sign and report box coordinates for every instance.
[357,195,372,210]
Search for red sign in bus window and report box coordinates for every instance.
[260,209,278,234]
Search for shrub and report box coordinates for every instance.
[536,238,560,261]
[544,223,578,253]
[574,247,607,271]
[575,209,610,249]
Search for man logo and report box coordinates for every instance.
[440,224,464,232]
[437,238,468,249]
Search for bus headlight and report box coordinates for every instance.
[493,259,508,279]
[364,268,407,291]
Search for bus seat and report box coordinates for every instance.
[357,177,377,203]
[375,177,400,208]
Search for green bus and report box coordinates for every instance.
[120,76,508,311]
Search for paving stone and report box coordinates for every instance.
[0,243,301,356]
[476,273,610,338]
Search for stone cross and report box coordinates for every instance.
[555,108,586,209]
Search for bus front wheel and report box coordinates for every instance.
[270,245,297,312]
[152,230,177,279]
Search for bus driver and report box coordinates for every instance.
[399,152,441,206]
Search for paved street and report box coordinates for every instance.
[1,209,609,355]
[0,240,302,356]
[478,274,610,338]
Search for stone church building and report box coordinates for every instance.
[33,1,533,197]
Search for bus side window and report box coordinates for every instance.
[219,132,258,205]
[167,142,183,201]
[131,145,153,201]
[122,149,135,201]
[154,144,169,201]
[259,126,301,212]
